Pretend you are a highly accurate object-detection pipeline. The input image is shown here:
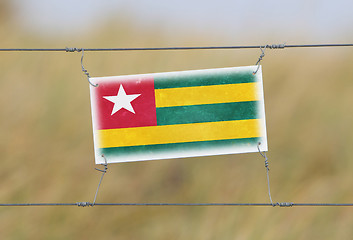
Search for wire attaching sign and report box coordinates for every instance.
[89,66,268,164]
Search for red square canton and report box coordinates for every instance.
[92,76,157,130]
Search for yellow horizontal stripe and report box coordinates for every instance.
[97,119,261,148]
[155,82,259,108]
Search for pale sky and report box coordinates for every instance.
[10,0,353,43]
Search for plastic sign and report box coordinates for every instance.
[90,66,267,164]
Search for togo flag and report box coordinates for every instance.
[90,66,267,164]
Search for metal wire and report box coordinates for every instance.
[257,142,273,205]
[80,49,98,87]
[0,43,352,52]
[92,155,108,206]
[253,46,267,74]
[0,203,78,206]
[0,202,353,207]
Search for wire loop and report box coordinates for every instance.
[253,46,267,75]
[92,155,108,206]
[80,49,98,87]
[257,142,274,205]
[253,43,285,74]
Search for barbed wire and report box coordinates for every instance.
[0,43,352,52]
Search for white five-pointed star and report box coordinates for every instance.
[103,84,141,115]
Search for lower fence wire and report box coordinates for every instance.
[1,146,353,207]
[0,203,353,207]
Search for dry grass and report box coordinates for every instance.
[1,18,353,240]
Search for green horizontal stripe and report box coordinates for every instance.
[154,70,255,89]
[99,137,261,159]
[156,101,259,125]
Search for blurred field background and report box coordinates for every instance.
[1,0,353,239]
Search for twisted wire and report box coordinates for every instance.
[257,142,274,205]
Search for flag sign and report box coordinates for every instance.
[90,66,267,164]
